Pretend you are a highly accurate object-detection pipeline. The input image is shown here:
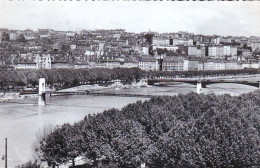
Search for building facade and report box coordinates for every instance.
[35,54,52,69]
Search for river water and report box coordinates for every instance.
[0,83,258,167]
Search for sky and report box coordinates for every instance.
[0,1,260,37]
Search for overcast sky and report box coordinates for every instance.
[0,1,260,37]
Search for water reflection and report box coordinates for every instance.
[38,95,45,106]
[37,104,44,116]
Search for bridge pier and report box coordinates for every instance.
[38,78,46,105]
[202,82,207,88]
[197,82,202,94]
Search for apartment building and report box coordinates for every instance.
[35,54,52,69]
[138,58,158,71]
[208,46,217,57]
[184,46,197,56]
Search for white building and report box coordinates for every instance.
[216,46,224,57]
[66,32,75,37]
[122,62,139,68]
[99,42,105,51]
[186,46,197,56]
[250,42,260,51]
[24,34,35,40]
[9,32,18,41]
[225,62,242,70]
[213,37,220,45]
[242,62,260,69]
[35,54,52,69]
[70,44,77,50]
[162,60,184,71]
[203,61,226,70]
[183,60,198,71]
[221,37,232,43]
[224,46,231,56]
[230,46,238,56]
[104,61,121,69]
[153,46,179,52]
[141,46,149,55]
[170,38,193,46]
[113,33,121,39]
[251,63,260,69]
[208,46,217,57]
[15,62,38,69]
[152,37,169,46]
[138,59,158,71]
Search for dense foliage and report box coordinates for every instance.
[147,68,260,79]
[0,67,143,88]
[1,67,260,88]
[33,91,260,168]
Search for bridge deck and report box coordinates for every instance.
[148,79,260,88]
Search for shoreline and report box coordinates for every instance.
[1,74,260,102]
[0,93,38,102]
[0,81,148,102]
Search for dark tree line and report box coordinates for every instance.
[1,67,260,90]
[1,32,10,41]
[146,68,260,79]
[29,91,260,168]
[0,68,143,89]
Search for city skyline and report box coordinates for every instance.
[0,1,260,37]
[0,27,259,38]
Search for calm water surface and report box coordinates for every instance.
[0,83,258,167]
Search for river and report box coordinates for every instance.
[0,83,258,167]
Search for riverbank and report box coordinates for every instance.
[55,80,149,92]
[0,80,149,102]
[0,93,39,102]
[2,73,260,102]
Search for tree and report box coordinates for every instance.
[17,34,26,43]
[144,33,154,44]
[32,124,55,167]
[2,32,10,41]
[61,123,83,167]
[29,92,260,167]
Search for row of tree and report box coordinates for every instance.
[0,67,143,88]
[1,67,260,89]
[147,68,260,78]
[26,91,260,168]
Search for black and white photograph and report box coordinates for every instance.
[1,0,260,167]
